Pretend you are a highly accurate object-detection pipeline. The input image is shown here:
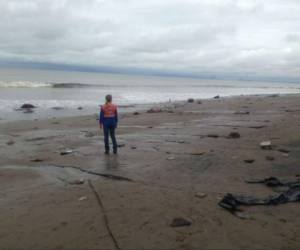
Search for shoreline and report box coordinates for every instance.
[0,93,300,249]
[1,92,300,126]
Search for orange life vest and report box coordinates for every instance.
[101,103,117,118]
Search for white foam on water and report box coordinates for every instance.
[0,80,52,88]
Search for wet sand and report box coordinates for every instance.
[0,94,300,249]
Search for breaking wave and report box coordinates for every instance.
[0,81,100,88]
[0,81,52,88]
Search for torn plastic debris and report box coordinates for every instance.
[218,177,300,216]
[219,186,300,214]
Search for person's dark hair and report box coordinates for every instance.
[105,94,112,103]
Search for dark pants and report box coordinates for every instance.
[103,124,117,153]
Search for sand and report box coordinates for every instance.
[0,94,300,249]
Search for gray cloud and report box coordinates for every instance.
[0,0,300,77]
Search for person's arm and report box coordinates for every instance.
[99,107,104,129]
[115,107,118,128]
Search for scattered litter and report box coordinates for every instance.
[60,149,74,155]
[78,196,87,201]
[6,140,15,145]
[214,95,220,99]
[187,98,194,103]
[260,141,272,150]
[167,156,175,160]
[170,218,191,227]
[20,103,36,109]
[31,158,44,162]
[244,159,255,164]
[84,131,97,137]
[265,156,275,161]
[282,153,289,157]
[207,134,219,138]
[195,192,207,198]
[219,177,300,217]
[77,106,83,110]
[26,137,46,142]
[133,111,140,115]
[131,146,137,149]
[51,107,64,110]
[278,148,290,153]
[228,132,240,139]
[234,111,250,115]
[190,151,206,156]
[219,187,300,214]
[117,144,125,148]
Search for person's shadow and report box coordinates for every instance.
[103,155,120,170]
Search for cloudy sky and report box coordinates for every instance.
[0,0,300,78]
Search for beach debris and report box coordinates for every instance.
[78,196,88,201]
[51,106,64,110]
[197,100,202,104]
[227,132,240,139]
[20,103,36,109]
[219,186,300,214]
[219,176,300,216]
[131,146,137,149]
[195,192,207,199]
[268,94,279,98]
[166,139,186,144]
[282,153,289,157]
[187,98,194,103]
[69,178,85,185]
[84,131,97,137]
[214,95,220,99]
[117,143,125,148]
[77,106,83,110]
[147,107,162,113]
[249,125,267,129]
[170,218,192,227]
[234,212,254,220]
[234,111,250,115]
[133,111,140,115]
[60,149,74,155]
[26,137,46,142]
[277,148,290,153]
[244,159,255,164]
[167,156,175,160]
[190,151,206,156]
[31,158,44,162]
[6,140,15,145]
[260,141,272,150]
[265,156,275,161]
[207,134,219,138]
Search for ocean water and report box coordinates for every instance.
[0,68,299,122]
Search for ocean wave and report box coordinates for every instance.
[51,82,97,88]
[0,81,100,88]
[0,81,52,88]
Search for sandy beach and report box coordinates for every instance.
[0,94,300,249]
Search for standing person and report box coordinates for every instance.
[99,94,118,154]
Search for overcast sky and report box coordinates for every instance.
[0,0,300,78]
